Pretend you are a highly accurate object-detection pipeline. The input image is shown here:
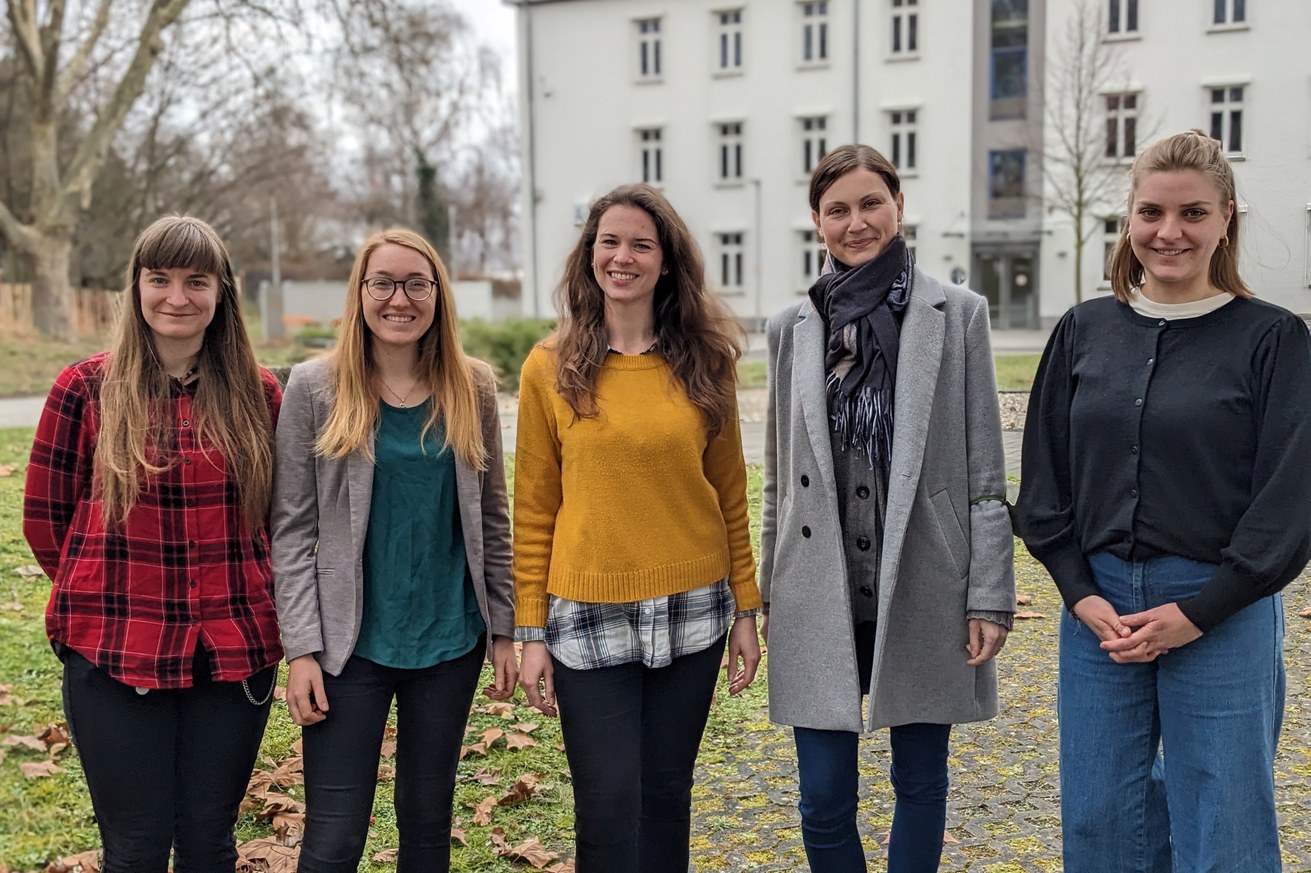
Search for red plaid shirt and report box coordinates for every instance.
[23,353,284,690]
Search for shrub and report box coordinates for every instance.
[460,318,555,391]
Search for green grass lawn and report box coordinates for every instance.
[993,354,1042,392]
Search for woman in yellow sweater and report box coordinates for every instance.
[514,183,761,872]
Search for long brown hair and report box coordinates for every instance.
[96,215,274,532]
[552,183,742,437]
[1109,128,1250,301]
[315,228,488,470]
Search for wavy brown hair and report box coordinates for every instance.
[96,215,274,532]
[552,183,742,437]
[314,228,488,470]
[1109,128,1250,301]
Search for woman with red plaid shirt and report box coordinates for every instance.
[23,216,282,873]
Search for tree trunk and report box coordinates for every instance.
[27,233,78,341]
[1073,241,1084,304]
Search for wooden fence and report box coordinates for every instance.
[0,283,121,338]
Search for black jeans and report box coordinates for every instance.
[298,640,484,873]
[61,648,275,873]
[551,635,726,873]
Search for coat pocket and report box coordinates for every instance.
[928,489,969,578]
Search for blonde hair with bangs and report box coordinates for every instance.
[1109,128,1252,302]
[96,215,275,532]
[315,228,488,470]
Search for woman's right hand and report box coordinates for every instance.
[519,641,557,717]
[287,654,329,726]
[1071,595,1132,644]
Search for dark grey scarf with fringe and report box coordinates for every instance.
[807,235,913,472]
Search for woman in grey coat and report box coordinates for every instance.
[761,145,1015,873]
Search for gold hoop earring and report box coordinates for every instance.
[1219,235,1229,248]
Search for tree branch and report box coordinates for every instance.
[0,196,36,253]
[56,0,116,102]
[61,0,192,207]
[5,0,45,81]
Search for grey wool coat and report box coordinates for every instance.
[760,268,1015,733]
[270,357,515,676]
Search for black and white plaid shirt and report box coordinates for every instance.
[515,578,758,670]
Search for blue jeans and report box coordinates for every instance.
[793,722,952,873]
[1059,552,1285,873]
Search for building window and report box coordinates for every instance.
[1213,0,1246,25]
[637,128,663,184]
[801,116,828,174]
[987,149,1026,219]
[1107,0,1138,34]
[716,9,744,71]
[989,0,1028,119]
[1209,86,1244,154]
[801,1,829,63]
[1103,216,1125,280]
[718,232,745,292]
[637,17,662,79]
[890,110,917,171]
[891,0,919,55]
[1105,93,1138,159]
[718,122,744,181]
[800,229,824,289]
[903,223,918,259]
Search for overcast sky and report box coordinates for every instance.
[453,0,518,89]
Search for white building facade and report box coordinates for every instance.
[509,0,1311,329]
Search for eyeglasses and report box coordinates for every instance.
[362,276,437,301]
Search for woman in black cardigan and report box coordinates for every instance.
[1017,129,1311,873]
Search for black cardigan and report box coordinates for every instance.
[1016,295,1311,632]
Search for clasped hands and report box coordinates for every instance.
[1071,595,1202,663]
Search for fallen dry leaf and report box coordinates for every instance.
[271,754,303,786]
[1298,606,1311,618]
[0,464,15,477]
[254,791,302,820]
[512,722,539,734]
[484,701,516,718]
[20,759,61,778]
[470,767,502,785]
[14,564,44,578]
[39,723,70,756]
[1014,610,1047,620]
[4,734,47,752]
[44,849,100,872]
[380,740,397,759]
[371,848,399,863]
[545,861,576,873]
[451,826,467,846]
[505,733,538,751]
[377,763,395,783]
[272,810,305,847]
[471,795,497,825]
[1016,593,1035,606]
[236,837,299,873]
[498,773,543,806]
[481,726,505,747]
[495,835,560,869]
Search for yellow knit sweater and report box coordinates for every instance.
[512,344,760,627]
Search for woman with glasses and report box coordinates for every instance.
[23,215,282,872]
[513,183,761,872]
[272,228,516,872]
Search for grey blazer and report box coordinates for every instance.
[761,269,1015,732]
[271,356,514,676]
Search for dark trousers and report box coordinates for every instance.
[61,649,275,873]
[298,641,484,873]
[551,635,726,873]
[793,721,952,873]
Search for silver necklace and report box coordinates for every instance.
[380,376,418,407]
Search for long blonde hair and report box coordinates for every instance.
[1109,128,1251,301]
[315,228,488,470]
[96,216,274,531]
[553,184,741,437]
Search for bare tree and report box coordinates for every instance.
[1038,0,1145,303]
[1,0,195,339]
